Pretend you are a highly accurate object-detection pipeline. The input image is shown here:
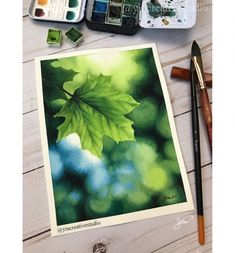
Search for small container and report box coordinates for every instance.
[85,0,197,34]
[46,29,62,47]
[28,0,197,35]
[28,0,87,23]
[65,27,84,46]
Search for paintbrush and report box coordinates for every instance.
[191,41,212,151]
[190,59,205,245]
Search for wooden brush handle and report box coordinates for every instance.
[171,67,212,87]
[200,88,212,150]
[198,215,205,245]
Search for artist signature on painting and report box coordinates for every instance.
[162,193,178,200]
[173,215,194,230]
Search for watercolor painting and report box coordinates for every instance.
[35,44,193,236]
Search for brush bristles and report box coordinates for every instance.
[191,40,201,57]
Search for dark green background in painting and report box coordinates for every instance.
[40,48,186,226]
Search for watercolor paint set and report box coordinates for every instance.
[85,0,141,34]
[28,0,197,34]
[28,0,86,22]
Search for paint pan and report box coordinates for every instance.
[121,16,136,27]
[37,0,48,6]
[68,0,79,8]
[46,29,62,47]
[93,1,108,13]
[65,27,84,46]
[92,12,106,23]
[35,8,45,17]
[106,4,122,25]
[66,11,77,20]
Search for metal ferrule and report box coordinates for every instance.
[192,57,206,90]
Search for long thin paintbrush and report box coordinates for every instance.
[190,59,205,245]
[191,40,212,151]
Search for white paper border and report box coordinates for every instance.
[35,43,194,236]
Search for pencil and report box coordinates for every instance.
[190,60,205,245]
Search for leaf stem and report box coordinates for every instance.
[42,78,73,98]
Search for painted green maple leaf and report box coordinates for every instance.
[54,74,140,158]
